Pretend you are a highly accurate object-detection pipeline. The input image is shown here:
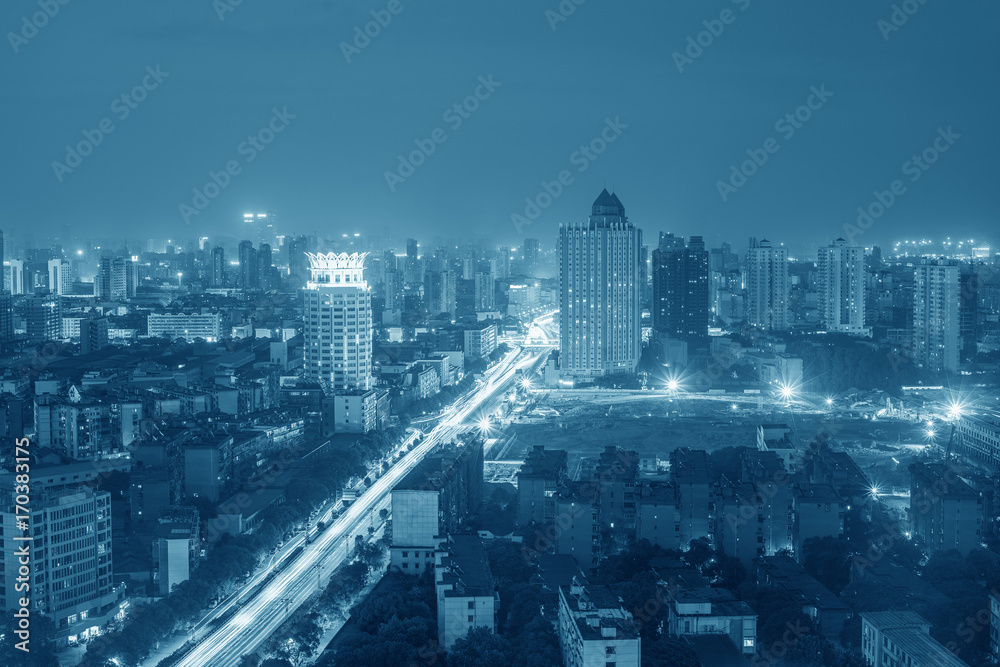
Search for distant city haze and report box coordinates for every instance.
[4,1,998,249]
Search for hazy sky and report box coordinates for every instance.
[3,1,998,252]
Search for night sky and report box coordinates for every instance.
[4,0,998,251]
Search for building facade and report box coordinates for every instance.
[559,190,641,380]
[302,252,373,391]
[558,579,641,667]
[817,238,867,335]
[911,259,960,373]
[745,238,788,331]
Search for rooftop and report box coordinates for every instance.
[436,534,494,598]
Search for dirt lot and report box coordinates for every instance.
[504,390,939,488]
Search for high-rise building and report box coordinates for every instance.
[95,257,136,301]
[0,228,4,289]
[302,252,373,390]
[26,292,61,342]
[651,234,709,341]
[912,259,960,373]
[238,240,258,291]
[474,271,495,312]
[0,292,12,347]
[558,190,641,379]
[287,236,310,286]
[523,238,540,275]
[496,246,511,279]
[210,246,226,287]
[425,269,457,317]
[5,259,25,295]
[1,475,122,646]
[745,238,789,331]
[405,238,421,283]
[817,238,867,335]
[47,259,72,296]
[258,242,274,290]
[95,257,111,299]
[110,257,137,300]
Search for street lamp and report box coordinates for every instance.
[667,379,679,391]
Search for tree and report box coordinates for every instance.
[642,636,699,667]
[447,628,516,667]
[802,536,851,595]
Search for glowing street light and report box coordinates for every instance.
[520,378,532,390]
[779,384,794,401]
[825,397,834,406]
[667,379,679,391]
[731,403,738,412]
[478,418,490,432]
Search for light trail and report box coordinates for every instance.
[165,344,550,667]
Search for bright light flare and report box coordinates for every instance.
[520,378,532,389]
[825,397,833,406]
[478,419,490,432]
[926,428,936,438]
[667,379,679,391]
[731,403,738,411]
[779,384,793,399]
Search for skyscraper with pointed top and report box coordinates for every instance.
[558,190,641,380]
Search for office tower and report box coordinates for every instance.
[638,243,649,306]
[558,190,641,379]
[302,252,373,390]
[912,259,960,373]
[425,269,457,317]
[287,236,310,286]
[745,238,789,331]
[238,240,258,291]
[6,259,25,295]
[474,267,495,312]
[242,212,271,246]
[258,242,274,290]
[405,238,420,283]
[383,267,403,312]
[496,246,511,279]
[817,238,867,335]
[0,477,120,645]
[26,292,61,342]
[47,259,72,296]
[95,257,111,299]
[110,257,137,300]
[523,238,540,274]
[651,235,709,341]
[210,246,226,287]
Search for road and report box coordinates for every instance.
[164,344,550,667]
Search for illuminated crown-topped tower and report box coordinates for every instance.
[302,252,372,390]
